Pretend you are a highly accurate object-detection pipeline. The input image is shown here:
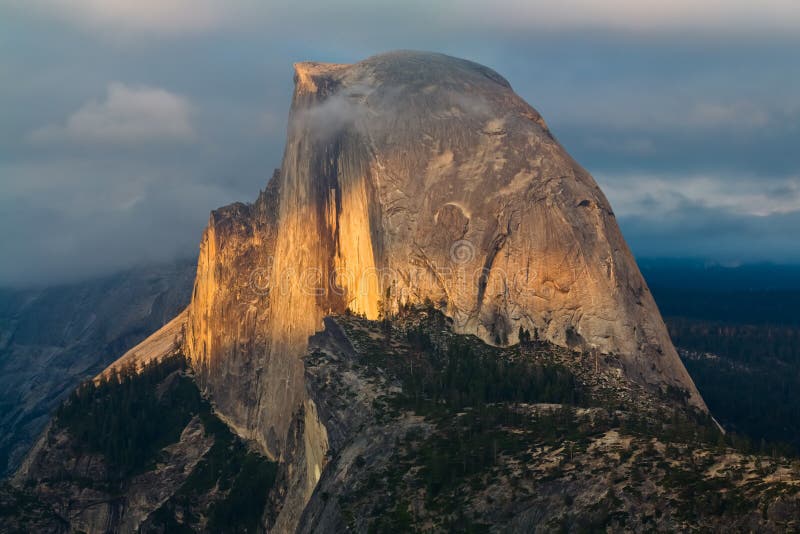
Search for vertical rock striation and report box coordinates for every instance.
[184,174,284,449]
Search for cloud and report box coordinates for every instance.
[584,137,656,155]
[29,82,195,145]
[447,0,800,34]
[554,97,789,132]
[618,208,800,264]
[2,2,799,286]
[294,81,397,141]
[295,78,496,144]
[295,85,369,141]
[690,102,771,129]
[13,0,228,36]
[0,158,238,287]
[595,173,800,263]
[8,0,800,40]
[598,173,800,218]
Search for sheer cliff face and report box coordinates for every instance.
[185,51,705,459]
[184,176,286,448]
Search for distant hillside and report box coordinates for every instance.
[641,259,800,325]
[0,260,195,477]
[642,259,800,453]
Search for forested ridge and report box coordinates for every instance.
[643,265,800,454]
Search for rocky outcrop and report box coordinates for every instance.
[292,311,799,533]
[8,357,278,533]
[184,173,288,451]
[99,308,188,380]
[182,51,704,466]
[13,416,212,533]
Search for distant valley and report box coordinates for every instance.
[642,260,800,454]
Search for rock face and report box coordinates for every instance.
[13,416,213,534]
[184,175,288,451]
[183,50,705,466]
[100,308,189,380]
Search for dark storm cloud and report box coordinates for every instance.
[618,208,800,264]
[1,1,799,286]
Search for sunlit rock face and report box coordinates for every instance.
[184,175,285,449]
[183,50,705,465]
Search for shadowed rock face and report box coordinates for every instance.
[181,49,704,477]
[0,261,194,477]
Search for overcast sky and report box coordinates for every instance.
[1,1,799,287]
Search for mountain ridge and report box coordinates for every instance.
[182,51,705,466]
[9,51,716,532]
